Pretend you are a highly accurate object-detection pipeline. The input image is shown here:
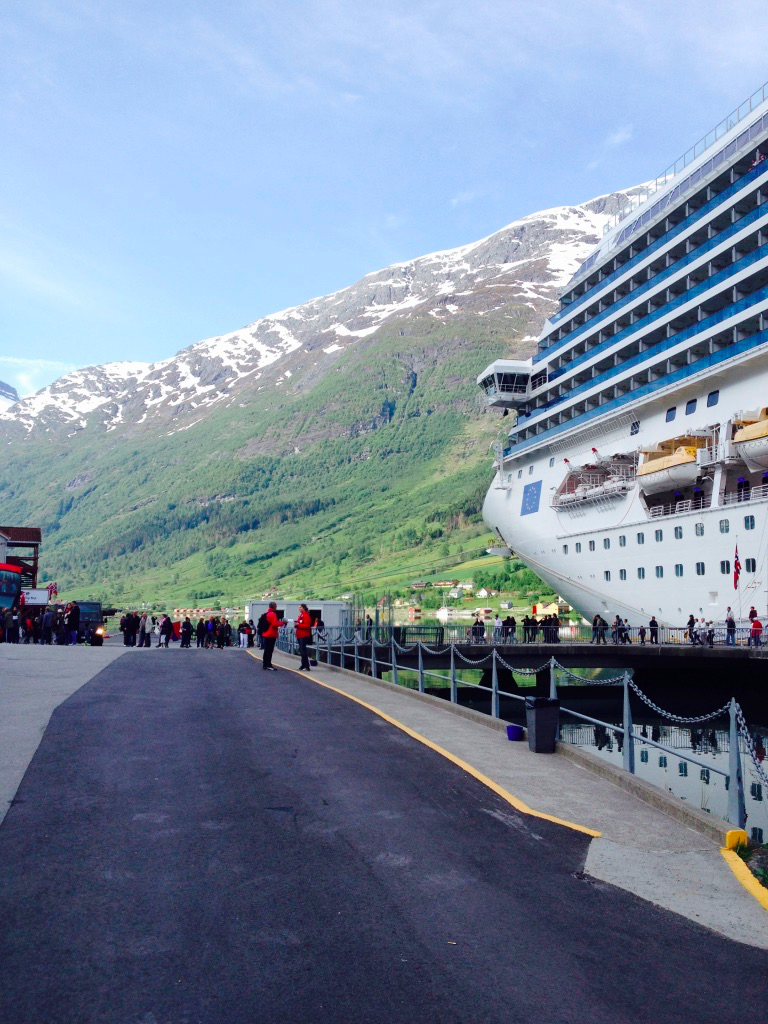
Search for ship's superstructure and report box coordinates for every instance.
[479,84,768,625]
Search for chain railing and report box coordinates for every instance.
[274,630,759,828]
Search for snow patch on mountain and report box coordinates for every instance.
[0,186,642,436]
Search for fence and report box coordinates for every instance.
[283,622,767,648]
[276,630,768,829]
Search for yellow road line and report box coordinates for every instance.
[720,849,768,911]
[247,651,601,838]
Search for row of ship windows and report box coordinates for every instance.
[666,390,719,422]
[640,755,765,805]
[563,516,755,554]
[601,560,755,581]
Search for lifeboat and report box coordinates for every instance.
[637,446,699,494]
[734,411,768,471]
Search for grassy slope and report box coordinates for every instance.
[1,315,554,609]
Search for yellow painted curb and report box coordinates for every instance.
[721,848,768,911]
[248,651,601,838]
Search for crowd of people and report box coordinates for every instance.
[0,601,86,645]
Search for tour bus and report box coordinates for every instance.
[0,563,22,611]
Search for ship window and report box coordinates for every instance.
[719,519,730,533]
[751,783,763,802]
[655,529,663,542]
[745,515,755,530]
[619,535,626,547]
[603,538,610,550]
[640,749,649,763]
[517,469,523,479]
[696,562,705,575]
[752,827,765,844]
[619,569,627,581]
[674,564,683,577]
[659,755,667,767]
[707,390,719,408]
[674,526,683,539]
[528,465,534,475]
[665,407,676,422]
[562,545,568,554]
[700,769,710,784]
[637,567,646,579]
[630,420,640,436]
[678,761,688,777]
[746,558,756,572]
[695,523,704,536]
[637,532,645,545]
[655,566,664,578]
[604,571,611,582]
[589,540,596,551]
[549,457,555,467]
[575,542,582,553]
[720,560,731,574]
[685,399,697,415]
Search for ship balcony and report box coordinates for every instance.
[477,359,537,409]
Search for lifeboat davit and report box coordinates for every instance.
[734,416,768,471]
[637,446,698,494]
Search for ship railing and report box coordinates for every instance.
[722,482,768,505]
[648,495,709,517]
[274,631,762,828]
[601,81,768,236]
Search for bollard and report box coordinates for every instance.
[450,645,457,704]
[622,673,635,774]
[727,698,747,828]
[491,650,500,719]
[418,643,424,693]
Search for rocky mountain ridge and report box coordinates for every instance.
[0,187,641,440]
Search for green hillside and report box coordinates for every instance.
[1,316,551,610]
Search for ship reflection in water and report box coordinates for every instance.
[559,717,768,842]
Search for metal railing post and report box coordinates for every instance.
[391,637,399,686]
[727,698,747,828]
[550,658,559,740]
[340,635,345,672]
[418,643,424,693]
[491,650,499,719]
[354,636,359,675]
[623,673,635,774]
[326,632,331,667]
[450,645,457,704]
[371,641,377,679]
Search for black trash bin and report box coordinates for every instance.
[525,696,560,753]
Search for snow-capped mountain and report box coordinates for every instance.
[0,187,641,437]
[0,379,20,412]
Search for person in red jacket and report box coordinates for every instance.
[262,602,285,670]
[295,603,312,670]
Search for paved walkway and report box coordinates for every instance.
[1,643,767,1024]
[259,646,768,949]
[2,640,767,952]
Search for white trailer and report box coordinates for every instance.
[244,599,354,630]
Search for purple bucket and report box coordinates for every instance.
[506,724,524,742]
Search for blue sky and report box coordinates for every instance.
[2,0,767,396]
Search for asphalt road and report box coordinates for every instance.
[0,650,765,1024]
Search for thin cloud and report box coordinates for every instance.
[605,125,634,148]
[450,191,476,208]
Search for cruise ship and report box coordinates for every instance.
[478,84,768,626]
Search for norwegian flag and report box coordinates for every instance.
[733,547,741,590]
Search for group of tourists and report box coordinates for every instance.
[0,602,84,645]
